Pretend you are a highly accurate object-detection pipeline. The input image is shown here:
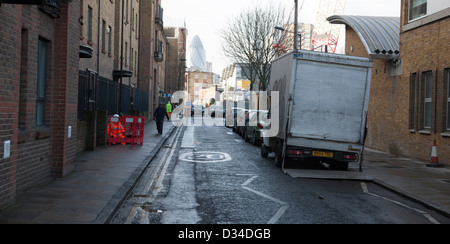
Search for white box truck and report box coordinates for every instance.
[261,50,373,171]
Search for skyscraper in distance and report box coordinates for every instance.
[188,35,207,72]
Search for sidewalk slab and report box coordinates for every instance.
[363,148,450,217]
[0,120,175,224]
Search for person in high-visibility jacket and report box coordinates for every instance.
[107,114,125,144]
[166,102,172,120]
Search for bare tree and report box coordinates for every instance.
[221,3,292,91]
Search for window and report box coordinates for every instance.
[101,20,106,51]
[409,73,418,130]
[409,0,427,21]
[87,6,93,42]
[130,48,133,69]
[447,71,450,131]
[131,8,134,29]
[107,26,112,54]
[125,0,129,22]
[423,71,432,129]
[135,13,138,37]
[36,39,48,126]
[135,51,138,73]
[125,42,128,66]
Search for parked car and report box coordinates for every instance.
[233,109,248,133]
[226,107,242,128]
[244,110,268,146]
[191,104,205,116]
[235,110,257,137]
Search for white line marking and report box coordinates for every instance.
[361,182,440,224]
[241,175,288,224]
[125,127,183,224]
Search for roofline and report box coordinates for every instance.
[328,15,400,59]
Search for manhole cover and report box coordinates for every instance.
[179,151,232,163]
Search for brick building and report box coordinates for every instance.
[329,0,449,165]
[139,0,169,117]
[399,0,449,164]
[165,27,188,96]
[77,0,142,153]
[0,1,80,209]
[187,71,215,105]
[0,0,188,210]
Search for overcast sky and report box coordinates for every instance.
[162,0,401,74]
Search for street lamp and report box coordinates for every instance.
[274,26,302,50]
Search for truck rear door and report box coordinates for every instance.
[289,56,371,144]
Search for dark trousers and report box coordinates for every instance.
[156,120,164,134]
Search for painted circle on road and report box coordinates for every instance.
[179,151,232,163]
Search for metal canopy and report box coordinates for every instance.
[328,15,400,59]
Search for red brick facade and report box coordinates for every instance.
[342,2,449,165]
[397,1,449,164]
[0,2,80,209]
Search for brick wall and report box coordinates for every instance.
[0,2,80,210]
[139,0,156,120]
[113,0,139,87]
[398,2,450,164]
[51,1,80,177]
[0,4,21,209]
[79,0,116,80]
[343,4,450,165]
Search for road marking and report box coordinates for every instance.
[361,182,440,224]
[125,126,183,224]
[179,151,232,163]
[240,175,288,224]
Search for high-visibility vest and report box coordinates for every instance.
[166,103,172,113]
[107,122,125,138]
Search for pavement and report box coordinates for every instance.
[0,122,449,223]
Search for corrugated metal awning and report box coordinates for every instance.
[327,15,400,59]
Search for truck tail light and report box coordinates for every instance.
[257,123,264,129]
[343,153,358,161]
[288,150,303,155]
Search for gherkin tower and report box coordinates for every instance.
[188,35,207,72]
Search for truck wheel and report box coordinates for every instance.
[261,144,269,158]
[274,142,283,168]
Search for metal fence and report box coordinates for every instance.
[78,70,149,120]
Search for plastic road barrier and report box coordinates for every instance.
[108,116,145,146]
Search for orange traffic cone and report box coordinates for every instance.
[427,140,444,168]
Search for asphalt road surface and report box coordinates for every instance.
[110,119,450,225]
